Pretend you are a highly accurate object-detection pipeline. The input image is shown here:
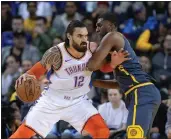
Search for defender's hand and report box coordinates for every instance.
[15,73,36,89]
[110,48,131,68]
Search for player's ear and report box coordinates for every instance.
[67,33,71,40]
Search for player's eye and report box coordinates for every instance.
[77,35,82,38]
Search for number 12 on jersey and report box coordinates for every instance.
[74,76,84,87]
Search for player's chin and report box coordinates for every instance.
[79,47,87,52]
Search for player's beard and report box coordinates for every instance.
[72,39,87,52]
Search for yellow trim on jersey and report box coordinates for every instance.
[130,74,139,83]
[127,89,145,139]
[118,65,129,75]
[133,89,138,125]
[118,65,139,83]
[125,82,153,96]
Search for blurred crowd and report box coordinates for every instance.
[1,1,171,139]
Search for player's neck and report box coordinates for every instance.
[67,46,85,59]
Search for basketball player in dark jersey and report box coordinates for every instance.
[87,12,161,139]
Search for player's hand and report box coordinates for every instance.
[15,73,36,89]
[110,48,131,68]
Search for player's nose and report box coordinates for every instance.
[82,36,87,42]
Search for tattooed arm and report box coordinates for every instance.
[40,46,62,71]
[15,46,62,87]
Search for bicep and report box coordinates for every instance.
[91,36,113,62]
[40,46,62,71]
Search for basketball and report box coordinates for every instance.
[16,77,41,103]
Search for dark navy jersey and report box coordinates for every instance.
[114,34,154,93]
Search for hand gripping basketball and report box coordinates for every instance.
[15,73,41,103]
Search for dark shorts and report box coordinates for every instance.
[125,84,161,139]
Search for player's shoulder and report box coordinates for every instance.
[104,32,124,42]
[47,42,65,53]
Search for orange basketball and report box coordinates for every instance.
[16,77,41,103]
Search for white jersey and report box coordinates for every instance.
[45,42,93,100]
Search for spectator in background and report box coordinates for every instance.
[120,2,158,49]
[2,55,21,101]
[52,1,83,38]
[21,59,33,73]
[152,33,171,83]
[91,2,110,22]
[32,16,58,56]
[2,16,32,47]
[24,1,37,35]
[113,2,132,24]
[98,89,128,136]
[52,36,63,46]
[166,106,171,139]
[1,2,12,32]
[153,2,167,21]
[18,2,52,25]
[2,106,22,139]
[2,31,40,68]
[82,17,99,43]
[139,56,152,75]
[136,21,160,54]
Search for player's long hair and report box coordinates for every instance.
[65,20,86,47]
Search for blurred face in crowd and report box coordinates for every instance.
[139,56,151,73]
[12,18,24,32]
[1,3,10,17]
[22,60,33,73]
[163,34,171,54]
[27,2,37,16]
[65,2,77,17]
[136,7,146,21]
[35,19,47,33]
[6,56,19,74]
[68,27,88,52]
[97,3,109,15]
[96,18,113,38]
[108,89,122,104]
[13,35,26,49]
[53,37,63,46]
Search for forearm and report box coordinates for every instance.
[87,58,106,71]
[92,80,119,89]
[27,61,47,79]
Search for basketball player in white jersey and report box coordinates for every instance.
[10,20,129,139]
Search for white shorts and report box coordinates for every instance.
[25,90,98,138]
